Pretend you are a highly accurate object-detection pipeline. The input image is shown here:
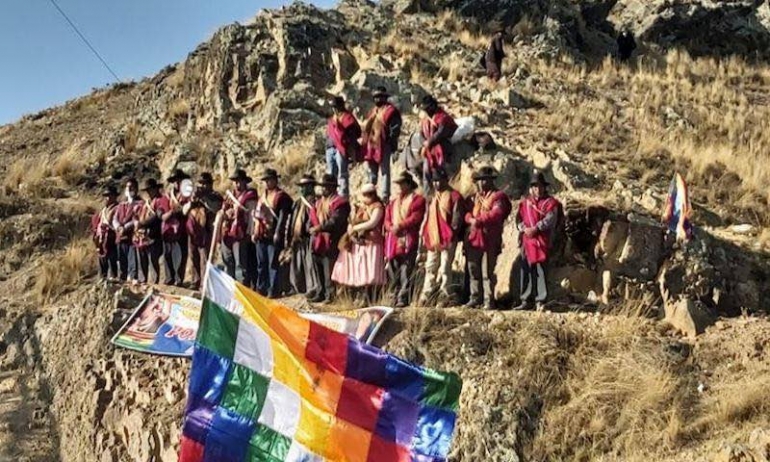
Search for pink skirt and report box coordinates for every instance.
[332,242,386,287]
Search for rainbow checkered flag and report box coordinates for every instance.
[179,264,462,462]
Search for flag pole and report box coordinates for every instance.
[201,210,223,295]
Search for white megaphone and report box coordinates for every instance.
[180,178,195,199]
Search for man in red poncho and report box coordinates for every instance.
[308,174,351,303]
[419,95,457,191]
[418,168,464,306]
[384,172,426,307]
[464,166,512,309]
[220,169,258,287]
[112,178,143,282]
[91,185,119,280]
[361,86,402,203]
[325,96,361,197]
[155,169,191,287]
[514,173,562,311]
[253,168,293,298]
[186,172,222,290]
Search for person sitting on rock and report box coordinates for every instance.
[419,95,458,191]
[617,29,637,62]
[331,183,387,302]
[464,166,512,309]
[284,174,320,296]
[308,174,351,303]
[514,172,562,311]
[186,172,222,290]
[326,96,361,197]
[91,185,119,280]
[384,172,426,308]
[252,168,293,298]
[220,169,258,287]
[361,86,402,203]
[156,169,191,286]
[485,27,506,81]
[418,168,464,306]
[112,178,143,282]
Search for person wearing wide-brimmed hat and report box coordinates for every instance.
[384,171,426,307]
[112,178,143,282]
[307,174,351,303]
[134,178,164,284]
[361,86,402,203]
[464,166,512,309]
[326,96,361,197]
[284,174,320,296]
[418,168,465,306]
[419,95,458,188]
[154,168,193,286]
[331,183,387,297]
[220,169,259,287]
[186,172,223,289]
[484,26,506,82]
[90,185,120,280]
[514,171,562,311]
[252,168,293,298]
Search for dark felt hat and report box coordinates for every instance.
[395,171,418,189]
[228,169,252,183]
[296,174,316,186]
[431,168,450,182]
[166,168,191,183]
[102,185,119,197]
[373,86,390,98]
[140,178,161,191]
[331,96,346,110]
[472,166,500,181]
[319,173,338,187]
[197,172,214,185]
[420,94,439,111]
[260,168,280,181]
[530,172,550,187]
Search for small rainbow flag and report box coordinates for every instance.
[179,264,462,462]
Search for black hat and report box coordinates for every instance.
[167,169,191,183]
[395,171,418,189]
[432,168,450,182]
[228,169,253,183]
[373,86,390,98]
[420,94,439,111]
[197,172,214,185]
[530,172,550,187]
[296,174,316,186]
[102,185,119,197]
[472,166,499,181]
[319,173,338,187]
[140,178,161,191]
[331,96,346,110]
[260,168,280,181]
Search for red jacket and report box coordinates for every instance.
[113,199,143,243]
[420,109,457,170]
[91,205,117,256]
[362,103,401,165]
[384,192,426,259]
[517,195,561,264]
[327,111,362,160]
[465,190,512,254]
[154,194,188,242]
[309,194,350,255]
[422,189,463,252]
[222,188,258,245]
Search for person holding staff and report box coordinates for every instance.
[220,169,259,287]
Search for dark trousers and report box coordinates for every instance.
[466,246,499,304]
[163,240,188,286]
[256,240,282,297]
[290,239,319,296]
[98,246,118,279]
[189,242,209,289]
[137,241,162,284]
[387,252,417,305]
[311,251,338,301]
[520,257,548,303]
[222,240,256,288]
[117,242,138,280]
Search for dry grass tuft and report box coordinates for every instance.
[2,157,52,197]
[51,140,89,186]
[35,237,96,303]
[168,98,191,123]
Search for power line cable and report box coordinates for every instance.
[47,0,122,82]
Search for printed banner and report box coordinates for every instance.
[112,294,393,357]
[111,292,201,357]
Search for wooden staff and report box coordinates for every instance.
[201,211,223,295]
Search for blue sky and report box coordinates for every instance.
[0,0,335,126]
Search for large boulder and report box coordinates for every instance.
[663,298,715,339]
[596,217,664,281]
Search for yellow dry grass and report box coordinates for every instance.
[168,98,191,122]
[35,237,96,303]
[51,139,88,185]
[2,157,51,196]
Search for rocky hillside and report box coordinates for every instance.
[2,0,770,461]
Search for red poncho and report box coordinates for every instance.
[518,195,560,264]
